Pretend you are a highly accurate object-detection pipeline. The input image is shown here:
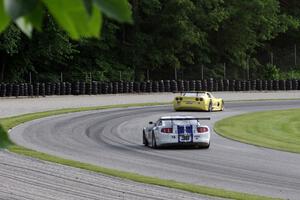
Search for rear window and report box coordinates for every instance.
[183,93,205,97]
[162,120,199,126]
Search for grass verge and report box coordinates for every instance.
[0,102,281,200]
[215,108,300,153]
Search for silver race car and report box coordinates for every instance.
[143,116,210,148]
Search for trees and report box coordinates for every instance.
[0,0,132,39]
[0,0,300,82]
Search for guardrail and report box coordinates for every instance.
[0,79,299,97]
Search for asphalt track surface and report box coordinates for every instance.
[9,100,300,200]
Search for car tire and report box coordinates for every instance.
[143,131,148,146]
[221,101,224,111]
[204,142,210,149]
[207,101,212,112]
[151,133,157,149]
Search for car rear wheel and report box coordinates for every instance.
[204,142,210,149]
[151,133,157,149]
[143,131,148,146]
[207,101,212,112]
[221,101,224,111]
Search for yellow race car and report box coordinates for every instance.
[173,91,224,112]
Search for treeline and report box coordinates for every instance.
[0,0,300,83]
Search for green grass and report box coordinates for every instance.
[215,108,300,153]
[0,102,282,200]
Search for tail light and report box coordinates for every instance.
[175,97,183,101]
[195,98,199,101]
[161,128,173,133]
[197,127,208,133]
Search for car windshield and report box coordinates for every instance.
[183,92,205,97]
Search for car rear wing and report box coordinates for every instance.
[161,117,210,121]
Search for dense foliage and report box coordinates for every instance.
[1,0,300,82]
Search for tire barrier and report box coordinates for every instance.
[97,82,102,95]
[13,84,20,97]
[6,83,13,97]
[92,82,98,95]
[235,80,241,91]
[171,80,178,92]
[28,84,33,97]
[279,80,286,90]
[159,80,165,92]
[195,80,202,91]
[262,80,266,90]
[241,80,246,91]
[184,80,190,92]
[108,82,113,94]
[1,79,300,98]
[40,83,46,97]
[177,80,184,92]
[286,80,292,91]
[229,80,235,91]
[164,80,171,92]
[153,81,159,92]
[140,82,146,93]
[218,80,224,91]
[123,82,128,93]
[134,82,140,93]
[19,83,25,96]
[101,82,108,94]
[118,81,123,93]
[208,79,213,92]
[273,80,279,91]
[202,80,208,91]
[72,82,80,95]
[267,80,273,91]
[34,83,40,96]
[146,81,152,93]
[24,83,28,96]
[0,83,6,97]
[213,80,218,91]
[223,80,229,91]
[79,82,85,95]
[55,83,61,95]
[256,80,262,91]
[113,82,118,94]
[292,80,298,90]
[60,82,66,96]
[86,82,92,95]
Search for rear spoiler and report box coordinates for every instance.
[161,117,210,121]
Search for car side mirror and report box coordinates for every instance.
[149,121,153,125]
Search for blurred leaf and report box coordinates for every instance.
[25,2,44,31]
[86,3,102,37]
[83,0,93,15]
[42,0,102,39]
[93,0,132,23]
[0,0,10,32]
[4,0,38,20]
[15,17,33,37]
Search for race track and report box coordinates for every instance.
[10,100,300,199]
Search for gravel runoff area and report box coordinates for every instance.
[0,91,300,200]
[1,91,300,117]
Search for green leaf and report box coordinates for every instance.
[25,2,44,31]
[83,0,93,15]
[42,0,102,39]
[93,0,132,23]
[4,0,38,20]
[15,17,33,37]
[0,0,10,32]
